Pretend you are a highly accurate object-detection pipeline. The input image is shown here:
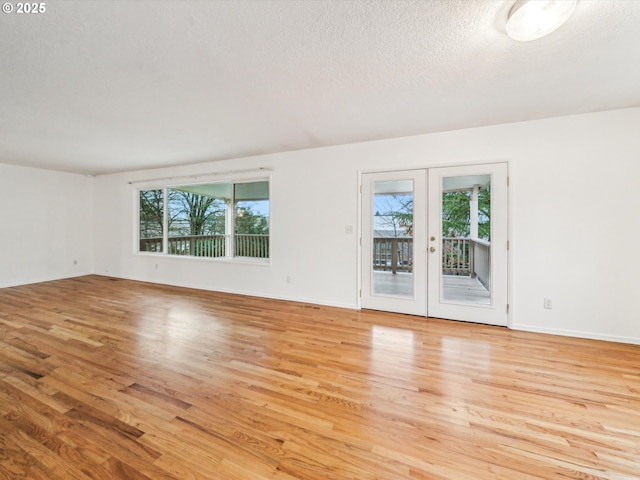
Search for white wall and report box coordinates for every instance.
[92,108,640,344]
[0,163,94,287]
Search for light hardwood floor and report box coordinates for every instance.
[0,276,639,479]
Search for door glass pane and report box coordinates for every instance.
[372,180,414,297]
[441,175,491,305]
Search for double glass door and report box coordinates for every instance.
[361,163,508,326]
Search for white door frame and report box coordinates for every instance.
[359,162,510,326]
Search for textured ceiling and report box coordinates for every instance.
[1,0,639,175]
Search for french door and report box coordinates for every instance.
[361,163,508,326]
[361,170,427,316]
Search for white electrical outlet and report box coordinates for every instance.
[286,275,291,284]
[544,298,553,309]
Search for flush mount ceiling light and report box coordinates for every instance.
[506,0,577,41]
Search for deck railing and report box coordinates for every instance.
[472,239,491,290]
[140,237,163,253]
[373,237,490,283]
[373,237,413,273]
[442,237,470,275]
[234,234,270,258]
[442,237,490,286]
[139,234,269,258]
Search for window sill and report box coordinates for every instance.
[136,252,271,266]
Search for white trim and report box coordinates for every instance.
[357,170,363,309]
[358,158,511,177]
[138,251,271,267]
[127,167,273,186]
[94,273,357,310]
[0,272,93,289]
[512,323,640,346]
[506,161,513,329]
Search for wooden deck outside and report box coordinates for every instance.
[374,271,491,305]
[1,276,639,479]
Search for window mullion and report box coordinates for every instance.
[227,185,235,258]
[163,187,169,254]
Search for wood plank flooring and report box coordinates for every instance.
[0,275,639,479]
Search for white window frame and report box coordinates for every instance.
[135,175,271,264]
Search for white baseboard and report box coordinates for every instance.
[512,323,640,346]
[94,273,358,311]
[0,271,93,289]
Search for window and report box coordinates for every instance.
[234,182,269,258]
[167,184,229,257]
[139,189,164,253]
[138,180,269,260]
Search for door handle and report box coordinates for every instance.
[429,246,436,253]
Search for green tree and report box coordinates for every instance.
[235,205,269,235]
[165,190,226,237]
[375,194,413,236]
[442,189,490,239]
[139,189,164,238]
[179,192,223,236]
